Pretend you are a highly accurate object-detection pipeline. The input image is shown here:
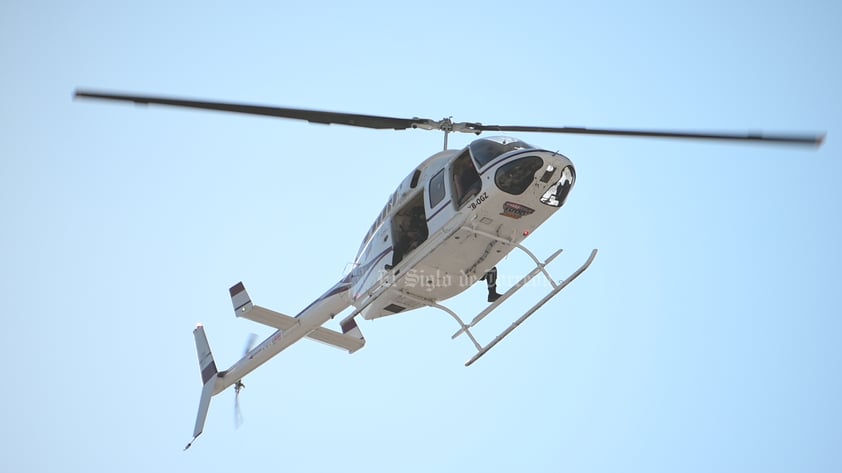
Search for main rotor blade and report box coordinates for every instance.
[75,89,824,147]
[74,90,421,130]
[468,124,824,147]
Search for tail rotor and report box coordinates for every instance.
[234,333,257,429]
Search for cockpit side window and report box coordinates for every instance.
[429,169,446,207]
[451,150,481,208]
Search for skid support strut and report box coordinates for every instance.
[464,248,597,366]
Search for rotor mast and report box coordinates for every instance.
[441,117,453,150]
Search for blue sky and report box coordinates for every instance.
[2,1,840,471]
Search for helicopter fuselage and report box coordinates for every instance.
[348,136,576,319]
[71,89,821,447]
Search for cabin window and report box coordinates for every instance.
[410,169,421,188]
[390,193,429,267]
[429,169,446,207]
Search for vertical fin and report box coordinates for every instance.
[185,324,218,450]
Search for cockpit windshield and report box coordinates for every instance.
[469,137,534,168]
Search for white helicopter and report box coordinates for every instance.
[74,90,824,449]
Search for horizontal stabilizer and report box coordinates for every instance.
[239,305,299,330]
[310,324,366,353]
[229,282,365,353]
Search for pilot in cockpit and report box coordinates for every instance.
[453,154,481,207]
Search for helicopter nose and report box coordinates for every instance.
[539,165,575,207]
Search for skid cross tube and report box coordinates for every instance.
[462,226,560,288]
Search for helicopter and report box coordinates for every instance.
[74,90,824,450]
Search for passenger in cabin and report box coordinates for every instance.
[390,234,408,268]
[388,206,427,269]
[405,206,427,252]
[481,267,502,302]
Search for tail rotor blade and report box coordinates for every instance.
[234,386,244,429]
[243,333,258,356]
[233,334,257,429]
[234,380,246,429]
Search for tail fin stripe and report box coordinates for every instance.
[201,361,218,384]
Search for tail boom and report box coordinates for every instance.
[186,280,355,449]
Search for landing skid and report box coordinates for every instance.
[404,243,597,366]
